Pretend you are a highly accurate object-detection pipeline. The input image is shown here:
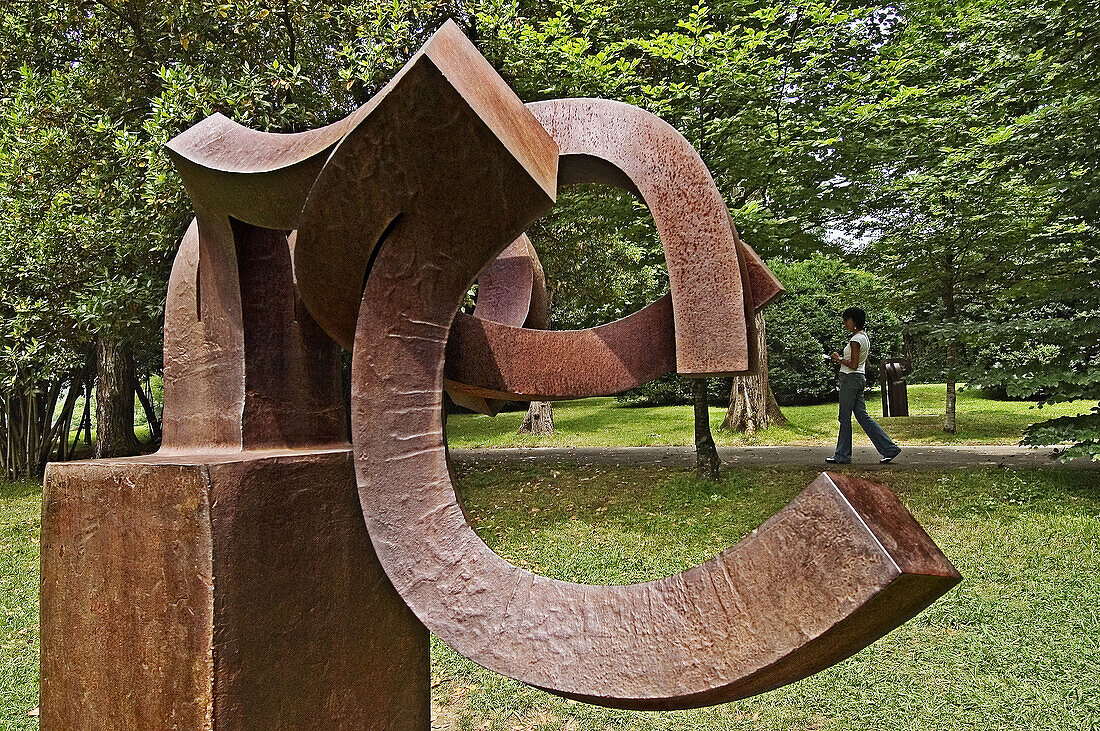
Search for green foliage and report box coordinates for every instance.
[764,254,902,404]
[479,0,897,262]
[853,0,1100,450]
[0,1,468,461]
[529,186,668,330]
[0,1,457,377]
[1,0,1095,456]
[1023,405,1100,462]
[615,374,731,407]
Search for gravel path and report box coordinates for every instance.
[450,445,1099,470]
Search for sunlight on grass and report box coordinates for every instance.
[427,465,1100,730]
[5,467,1098,729]
[0,480,42,729]
[445,384,1098,449]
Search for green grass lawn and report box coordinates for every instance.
[446,383,1098,449]
[1,479,41,729]
[431,464,1100,730]
[4,465,1098,729]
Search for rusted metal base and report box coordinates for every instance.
[40,448,428,730]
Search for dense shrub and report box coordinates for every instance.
[762,255,904,405]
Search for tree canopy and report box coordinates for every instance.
[1,0,1096,467]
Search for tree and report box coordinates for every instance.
[0,1,458,464]
[692,378,721,479]
[723,309,787,433]
[744,255,903,406]
[854,0,1099,449]
[480,1,897,456]
[518,402,555,436]
[961,0,1100,459]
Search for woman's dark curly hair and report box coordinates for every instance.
[841,307,866,329]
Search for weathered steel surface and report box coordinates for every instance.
[41,22,526,730]
[41,462,214,730]
[526,98,749,376]
[446,234,548,415]
[41,449,426,730]
[345,123,961,704]
[161,168,345,451]
[292,25,558,351]
[734,216,784,309]
[41,18,960,729]
[472,235,545,327]
[443,98,787,404]
[445,295,676,401]
[881,357,913,417]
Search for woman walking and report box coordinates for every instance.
[826,307,902,464]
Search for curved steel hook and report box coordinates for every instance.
[166,19,960,712]
[292,22,960,710]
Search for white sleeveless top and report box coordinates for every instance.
[840,331,870,375]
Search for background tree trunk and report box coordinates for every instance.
[135,380,161,443]
[943,250,958,433]
[723,309,786,434]
[944,347,958,434]
[692,378,721,481]
[0,373,73,479]
[50,370,83,463]
[81,377,93,445]
[517,401,554,436]
[93,336,139,458]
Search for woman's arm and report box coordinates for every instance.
[831,342,860,369]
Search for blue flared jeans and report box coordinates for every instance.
[833,372,901,462]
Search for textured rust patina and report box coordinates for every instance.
[41,19,959,730]
[335,90,960,702]
[444,98,789,405]
[882,357,913,417]
[445,234,549,415]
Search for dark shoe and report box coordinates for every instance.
[880,451,901,464]
[825,457,850,464]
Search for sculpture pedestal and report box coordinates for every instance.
[40,448,428,730]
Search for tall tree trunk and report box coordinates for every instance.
[692,379,721,481]
[723,309,786,434]
[944,348,958,434]
[517,401,554,436]
[0,375,69,478]
[81,377,92,445]
[49,370,83,463]
[943,251,958,434]
[93,336,139,458]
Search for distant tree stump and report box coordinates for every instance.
[723,309,786,435]
[517,401,554,436]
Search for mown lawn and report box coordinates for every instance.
[0,479,40,729]
[4,465,1098,729]
[431,464,1100,730]
[446,384,1098,449]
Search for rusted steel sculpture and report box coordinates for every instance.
[444,97,786,405]
[446,235,547,415]
[40,20,959,730]
[881,357,913,417]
